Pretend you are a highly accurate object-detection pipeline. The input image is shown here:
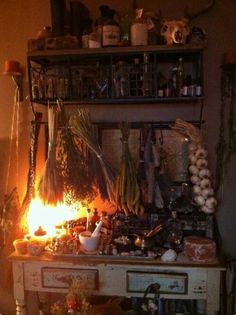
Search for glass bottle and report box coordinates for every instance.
[130,58,142,96]
[119,61,130,97]
[195,77,202,96]
[86,208,93,232]
[167,210,183,247]
[177,57,185,96]
[142,53,152,96]
[102,8,120,47]
[131,8,148,46]
[171,66,178,96]
[113,61,129,97]
[184,74,192,96]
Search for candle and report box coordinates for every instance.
[4,60,22,75]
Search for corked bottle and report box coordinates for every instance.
[102,8,120,47]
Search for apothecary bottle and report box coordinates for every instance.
[131,8,148,46]
[142,53,152,96]
[102,9,120,47]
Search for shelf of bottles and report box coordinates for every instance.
[27,45,204,104]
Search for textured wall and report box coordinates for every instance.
[0,0,235,313]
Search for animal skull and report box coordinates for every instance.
[161,19,190,45]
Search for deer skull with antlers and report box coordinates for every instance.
[160,0,215,45]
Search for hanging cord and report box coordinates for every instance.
[0,76,20,246]
[14,77,20,190]
[4,77,20,193]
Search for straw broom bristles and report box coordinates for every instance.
[37,105,63,205]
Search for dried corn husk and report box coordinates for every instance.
[70,108,117,204]
[38,105,63,205]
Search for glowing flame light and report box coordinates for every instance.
[26,197,80,237]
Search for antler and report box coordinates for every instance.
[185,0,215,21]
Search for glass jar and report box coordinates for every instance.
[131,8,148,46]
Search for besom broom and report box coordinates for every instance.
[37,105,63,205]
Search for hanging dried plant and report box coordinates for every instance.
[70,108,117,204]
[116,122,144,216]
[57,100,95,203]
[37,105,63,205]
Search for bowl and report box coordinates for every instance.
[27,238,46,256]
[79,231,100,252]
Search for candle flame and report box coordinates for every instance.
[26,197,84,237]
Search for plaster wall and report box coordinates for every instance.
[0,0,235,314]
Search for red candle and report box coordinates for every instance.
[4,60,22,75]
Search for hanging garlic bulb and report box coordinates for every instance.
[171,119,218,215]
[196,158,208,169]
[205,197,217,209]
[193,185,201,195]
[195,148,208,159]
[200,178,211,189]
[194,195,205,206]
[199,168,211,178]
[187,142,216,214]
[201,205,215,214]
[189,165,199,175]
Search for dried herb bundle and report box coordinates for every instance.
[57,100,95,203]
[70,108,117,204]
[38,105,63,205]
[116,122,144,216]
